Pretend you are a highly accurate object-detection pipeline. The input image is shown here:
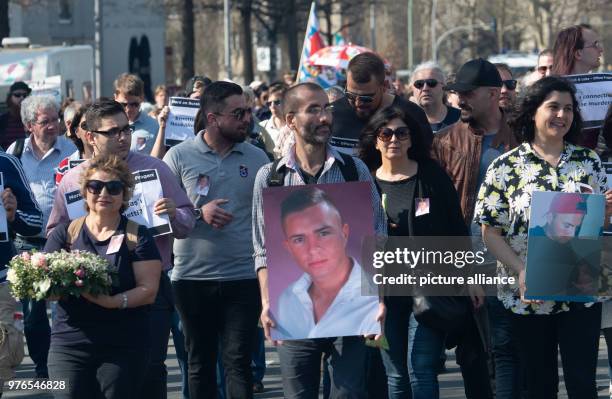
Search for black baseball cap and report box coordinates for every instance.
[446,58,502,92]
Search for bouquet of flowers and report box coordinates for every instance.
[7,250,115,301]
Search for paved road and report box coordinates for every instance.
[5,336,612,398]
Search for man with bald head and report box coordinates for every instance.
[411,61,460,133]
[252,82,386,398]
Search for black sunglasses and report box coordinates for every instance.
[118,101,141,109]
[11,92,28,99]
[502,79,517,90]
[86,180,124,196]
[377,127,411,142]
[215,107,252,120]
[90,125,133,139]
[413,79,439,89]
[345,90,375,104]
[265,100,282,107]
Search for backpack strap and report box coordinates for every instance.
[266,159,286,187]
[67,216,87,247]
[11,138,25,161]
[125,220,139,252]
[67,216,138,252]
[337,152,358,182]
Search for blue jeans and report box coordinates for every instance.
[487,296,520,399]
[277,336,369,399]
[380,296,446,399]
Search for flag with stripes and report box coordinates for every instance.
[296,2,325,83]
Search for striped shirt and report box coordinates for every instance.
[7,136,76,238]
[252,145,387,272]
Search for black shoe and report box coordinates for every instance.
[253,381,264,393]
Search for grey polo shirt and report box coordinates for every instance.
[163,131,270,281]
[130,111,159,155]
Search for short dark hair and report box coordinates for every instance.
[200,81,243,115]
[268,82,288,97]
[83,98,126,131]
[538,48,553,58]
[282,82,325,115]
[358,106,430,170]
[510,76,582,144]
[494,63,513,78]
[280,186,342,230]
[348,52,385,85]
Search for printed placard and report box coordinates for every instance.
[165,97,200,146]
[565,73,612,129]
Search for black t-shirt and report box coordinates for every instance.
[376,175,417,237]
[430,106,461,134]
[44,216,161,348]
[331,95,433,154]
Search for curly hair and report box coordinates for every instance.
[509,76,582,144]
[358,106,430,171]
[80,155,135,213]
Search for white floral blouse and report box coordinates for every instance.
[474,142,608,315]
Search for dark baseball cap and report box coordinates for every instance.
[9,81,31,94]
[446,58,502,92]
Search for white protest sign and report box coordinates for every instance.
[0,173,8,242]
[26,75,62,104]
[124,170,172,236]
[565,73,612,129]
[165,97,200,147]
[63,169,172,236]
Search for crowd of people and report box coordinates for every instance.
[0,22,610,399]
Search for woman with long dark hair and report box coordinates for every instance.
[359,106,472,399]
[475,76,612,398]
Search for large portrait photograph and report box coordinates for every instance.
[262,182,380,340]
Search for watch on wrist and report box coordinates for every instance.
[192,207,202,220]
[120,293,128,310]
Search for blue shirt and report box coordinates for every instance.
[7,136,76,237]
[130,112,160,156]
[477,133,504,192]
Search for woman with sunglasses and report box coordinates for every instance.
[359,106,468,399]
[475,76,611,398]
[44,155,162,398]
[0,81,31,150]
[55,104,94,185]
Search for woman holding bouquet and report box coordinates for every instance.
[44,154,162,398]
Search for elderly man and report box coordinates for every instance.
[6,95,76,379]
[410,61,460,133]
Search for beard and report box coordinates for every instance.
[300,125,330,145]
[218,124,247,143]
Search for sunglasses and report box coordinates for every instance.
[345,90,376,104]
[11,92,28,99]
[86,180,124,196]
[215,107,252,120]
[377,127,411,142]
[413,79,439,89]
[266,100,282,107]
[502,79,517,90]
[118,101,141,109]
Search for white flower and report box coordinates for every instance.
[494,164,513,190]
[559,162,583,181]
[484,192,503,212]
[544,173,558,188]
[581,160,594,176]
[521,164,540,183]
[6,268,16,283]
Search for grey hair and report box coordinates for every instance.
[20,95,60,125]
[63,101,83,124]
[411,61,445,84]
[242,85,256,107]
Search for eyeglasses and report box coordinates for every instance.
[266,100,282,107]
[117,101,141,109]
[90,125,133,139]
[413,79,439,89]
[345,90,376,104]
[303,104,334,116]
[33,118,60,127]
[537,65,553,74]
[377,127,411,142]
[502,79,517,90]
[11,92,28,99]
[583,41,602,50]
[85,180,124,196]
[215,107,252,120]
